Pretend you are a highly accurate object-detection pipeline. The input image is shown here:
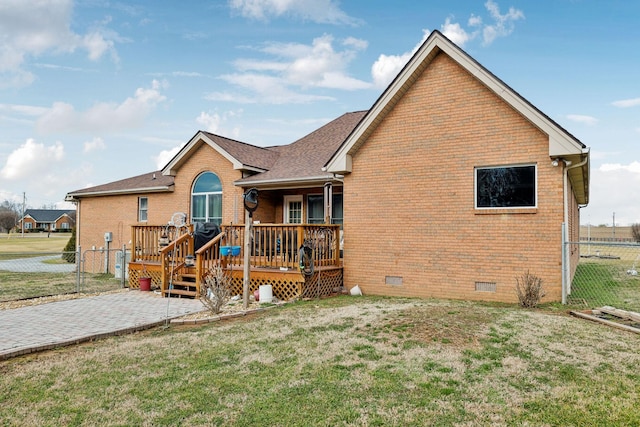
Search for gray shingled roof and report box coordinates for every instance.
[65,110,367,198]
[23,209,75,222]
[237,111,367,185]
[200,132,280,171]
[66,171,174,199]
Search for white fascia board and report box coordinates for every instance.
[236,175,337,189]
[65,186,172,200]
[162,132,244,176]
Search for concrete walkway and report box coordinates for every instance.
[0,291,205,360]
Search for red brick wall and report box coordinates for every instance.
[343,52,566,303]
[75,141,245,268]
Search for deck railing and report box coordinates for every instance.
[132,224,193,264]
[219,224,341,270]
[131,223,341,294]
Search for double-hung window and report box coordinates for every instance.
[138,197,148,222]
[475,164,536,208]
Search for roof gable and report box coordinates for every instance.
[162,131,278,176]
[325,30,589,203]
[238,111,367,188]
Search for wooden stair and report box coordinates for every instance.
[163,268,198,298]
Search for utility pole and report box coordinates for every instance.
[21,192,25,238]
[612,212,616,239]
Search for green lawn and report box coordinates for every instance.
[1,296,639,426]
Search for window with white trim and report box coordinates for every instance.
[284,195,303,224]
[191,172,223,225]
[138,197,148,222]
[475,164,536,208]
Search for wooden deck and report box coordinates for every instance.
[128,223,343,300]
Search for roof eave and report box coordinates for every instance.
[235,175,340,190]
[65,185,173,201]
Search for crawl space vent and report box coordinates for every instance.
[385,276,403,286]
[475,281,497,292]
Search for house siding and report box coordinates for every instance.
[343,52,565,303]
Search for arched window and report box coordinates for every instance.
[191,172,222,225]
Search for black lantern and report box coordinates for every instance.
[243,188,259,217]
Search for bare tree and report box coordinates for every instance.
[632,223,640,243]
[0,200,20,233]
[0,209,18,233]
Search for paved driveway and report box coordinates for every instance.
[0,291,205,360]
[0,255,76,273]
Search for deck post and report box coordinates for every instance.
[243,211,251,309]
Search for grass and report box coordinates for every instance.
[0,234,121,302]
[568,259,640,311]
[0,233,71,253]
[1,296,639,426]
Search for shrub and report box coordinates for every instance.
[515,270,545,308]
[199,263,231,314]
[62,227,77,263]
[632,223,640,243]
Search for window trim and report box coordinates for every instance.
[138,197,148,222]
[191,172,223,225]
[284,195,303,224]
[474,163,537,210]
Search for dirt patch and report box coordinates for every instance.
[360,303,495,349]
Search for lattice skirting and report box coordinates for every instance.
[227,268,343,301]
[301,269,344,299]
[227,273,303,301]
[128,264,162,289]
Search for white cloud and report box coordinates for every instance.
[196,109,243,136]
[0,0,121,87]
[566,114,598,126]
[482,0,525,46]
[0,139,64,180]
[209,35,367,104]
[83,137,106,153]
[229,0,362,26]
[371,31,429,89]
[583,162,640,225]
[372,2,524,89]
[442,18,472,47]
[36,80,167,133]
[154,144,184,169]
[611,97,640,108]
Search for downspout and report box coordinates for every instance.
[561,152,589,302]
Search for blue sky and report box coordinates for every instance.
[1,0,638,226]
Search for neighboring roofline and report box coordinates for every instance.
[325,30,587,174]
[65,186,173,201]
[162,131,269,176]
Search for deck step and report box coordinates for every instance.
[161,288,197,298]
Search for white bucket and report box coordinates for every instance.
[350,285,362,296]
[259,285,273,303]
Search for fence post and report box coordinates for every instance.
[76,245,82,294]
[121,244,127,288]
[561,223,567,305]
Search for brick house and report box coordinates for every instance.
[18,209,76,232]
[65,31,589,303]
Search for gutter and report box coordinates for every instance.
[561,150,589,303]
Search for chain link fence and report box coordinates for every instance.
[567,241,640,312]
[0,248,132,303]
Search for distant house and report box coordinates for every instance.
[18,209,76,232]
[66,31,589,303]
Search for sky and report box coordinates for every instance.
[0,0,639,226]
